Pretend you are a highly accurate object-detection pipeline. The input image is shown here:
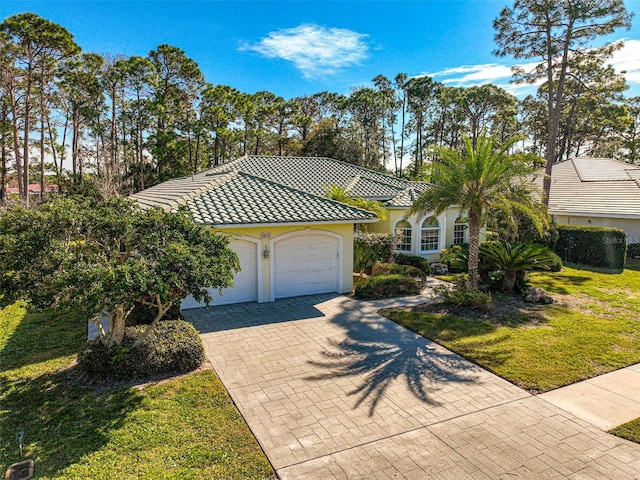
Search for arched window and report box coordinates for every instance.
[394,220,412,252]
[420,217,440,252]
[453,217,468,245]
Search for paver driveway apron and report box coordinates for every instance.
[184,294,640,479]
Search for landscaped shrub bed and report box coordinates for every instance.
[371,262,427,280]
[392,253,430,274]
[354,231,393,273]
[78,320,204,380]
[554,225,627,270]
[354,274,422,299]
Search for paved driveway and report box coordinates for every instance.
[184,294,640,479]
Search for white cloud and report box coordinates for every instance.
[610,39,640,85]
[242,24,369,78]
[423,38,640,98]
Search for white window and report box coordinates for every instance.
[394,220,412,252]
[453,217,468,245]
[420,217,440,252]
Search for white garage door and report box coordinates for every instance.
[273,233,340,299]
[181,238,258,309]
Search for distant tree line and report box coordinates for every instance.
[0,4,637,205]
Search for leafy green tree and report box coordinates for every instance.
[410,133,546,290]
[59,53,105,181]
[621,97,640,165]
[0,13,79,201]
[405,76,440,175]
[494,0,632,206]
[201,84,241,166]
[148,44,204,180]
[0,197,238,349]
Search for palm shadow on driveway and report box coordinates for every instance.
[305,299,479,416]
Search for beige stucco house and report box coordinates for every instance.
[131,156,464,308]
[540,157,640,244]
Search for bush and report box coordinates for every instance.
[439,244,469,273]
[554,225,627,269]
[78,320,204,380]
[354,231,393,274]
[543,251,563,272]
[433,283,493,312]
[127,301,183,326]
[370,262,427,281]
[354,274,422,299]
[392,253,430,274]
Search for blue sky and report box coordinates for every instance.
[3,0,640,99]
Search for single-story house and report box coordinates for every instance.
[130,156,465,308]
[539,157,640,244]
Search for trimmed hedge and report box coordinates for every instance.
[354,231,393,274]
[392,253,430,274]
[370,262,427,281]
[554,225,627,269]
[354,274,422,299]
[78,320,205,380]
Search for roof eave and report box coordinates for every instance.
[198,218,379,228]
[550,209,640,220]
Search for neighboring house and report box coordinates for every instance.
[538,157,640,244]
[6,184,58,196]
[130,156,464,308]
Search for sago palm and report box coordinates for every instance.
[410,133,547,290]
[480,241,556,292]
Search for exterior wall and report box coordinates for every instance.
[213,223,355,301]
[555,215,640,244]
[369,208,466,262]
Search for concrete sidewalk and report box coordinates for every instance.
[540,363,640,431]
[184,293,640,479]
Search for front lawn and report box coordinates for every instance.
[0,303,274,479]
[384,266,640,393]
[610,418,640,443]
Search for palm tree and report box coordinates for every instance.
[326,184,387,222]
[410,133,547,290]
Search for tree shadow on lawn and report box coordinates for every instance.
[303,301,512,416]
[1,307,144,476]
[530,272,592,294]
[0,369,143,477]
[0,308,86,372]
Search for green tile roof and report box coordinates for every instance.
[385,183,431,208]
[132,171,378,226]
[188,172,378,226]
[211,155,411,199]
[130,155,430,226]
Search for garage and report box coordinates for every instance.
[272,231,341,300]
[181,238,259,309]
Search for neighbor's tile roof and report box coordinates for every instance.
[385,183,432,208]
[131,171,378,226]
[540,157,640,218]
[210,155,411,199]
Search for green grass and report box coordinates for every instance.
[384,266,640,393]
[0,304,274,479]
[610,418,640,443]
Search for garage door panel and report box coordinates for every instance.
[274,233,340,299]
[181,238,258,309]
